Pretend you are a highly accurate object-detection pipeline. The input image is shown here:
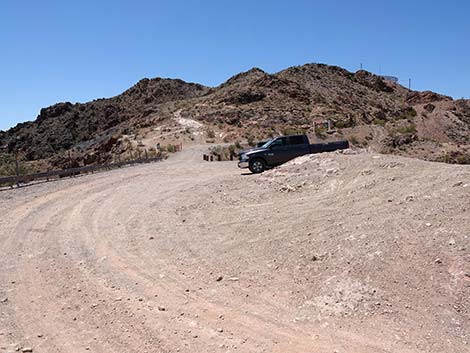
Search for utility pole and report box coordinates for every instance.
[408,78,412,90]
[360,63,363,70]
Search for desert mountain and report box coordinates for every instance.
[0,78,208,161]
[1,63,469,173]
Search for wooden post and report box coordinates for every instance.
[69,151,74,177]
[15,150,20,188]
[145,149,149,160]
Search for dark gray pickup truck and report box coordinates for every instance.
[238,134,349,173]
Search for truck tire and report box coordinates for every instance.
[249,158,266,174]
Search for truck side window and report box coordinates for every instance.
[270,137,286,149]
[287,135,305,145]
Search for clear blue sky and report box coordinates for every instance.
[1,0,469,131]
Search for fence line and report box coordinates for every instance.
[0,156,163,188]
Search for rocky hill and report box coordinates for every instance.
[1,63,469,174]
[0,78,208,162]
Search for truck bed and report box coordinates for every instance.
[310,140,349,154]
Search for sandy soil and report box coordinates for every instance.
[0,147,469,353]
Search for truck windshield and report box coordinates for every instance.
[261,139,274,148]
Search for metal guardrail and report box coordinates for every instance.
[0,156,163,188]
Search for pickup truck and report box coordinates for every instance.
[238,134,349,173]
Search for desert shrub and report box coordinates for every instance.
[408,108,418,117]
[210,145,223,157]
[206,129,215,139]
[0,154,39,177]
[456,155,470,164]
[396,107,418,120]
[349,135,359,145]
[208,145,240,161]
[281,127,307,136]
[334,119,354,129]
[135,148,144,159]
[147,147,159,158]
[374,119,386,127]
[166,144,175,153]
[281,126,297,135]
[235,141,242,149]
[436,153,452,164]
[437,152,470,164]
[332,113,356,129]
[315,125,327,138]
[396,123,417,134]
[247,136,255,147]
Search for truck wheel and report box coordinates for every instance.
[249,158,265,174]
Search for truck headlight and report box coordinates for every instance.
[240,154,249,161]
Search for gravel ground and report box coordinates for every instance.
[0,147,469,353]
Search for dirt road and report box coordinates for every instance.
[0,147,469,353]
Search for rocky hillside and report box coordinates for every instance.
[1,63,469,173]
[179,64,469,164]
[179,65,410,130]
[0,78,208,161]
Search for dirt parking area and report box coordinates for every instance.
[0,147,469,353]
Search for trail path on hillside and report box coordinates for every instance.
[0,146,469,353]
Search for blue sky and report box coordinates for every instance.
[1,0,469,131]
